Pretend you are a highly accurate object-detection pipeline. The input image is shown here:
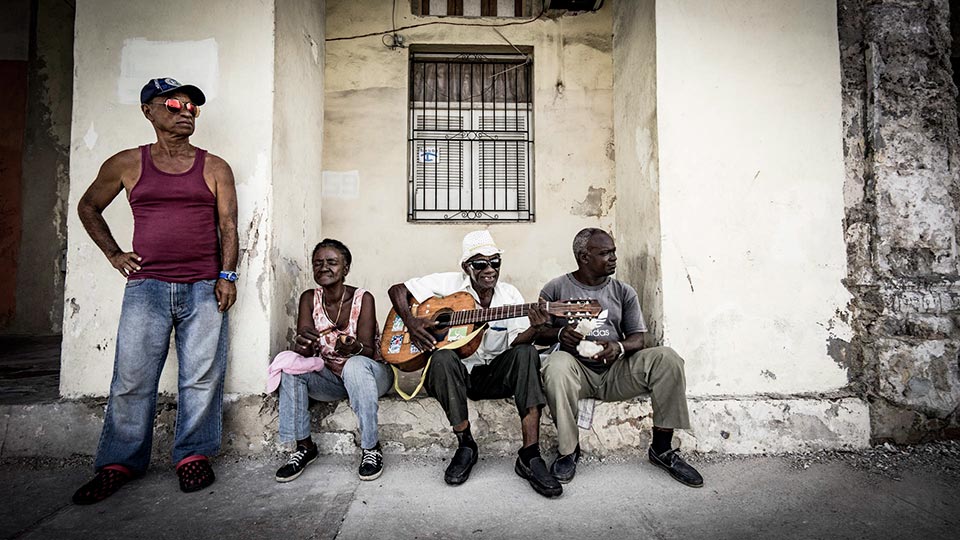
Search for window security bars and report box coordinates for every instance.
[413,1,532,17]
[408,51,533,222]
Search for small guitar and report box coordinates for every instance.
[380,291,602,371]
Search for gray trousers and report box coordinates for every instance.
[425,344,546,427]
[542,346,691,455]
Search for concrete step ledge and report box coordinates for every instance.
[0,394,870,461]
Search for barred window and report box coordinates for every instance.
[408,50,534,222]
[412,1,533,17]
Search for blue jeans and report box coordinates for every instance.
[94,278,228,474]
[278,355,393,449]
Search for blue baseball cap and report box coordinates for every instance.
[140,77,206,106]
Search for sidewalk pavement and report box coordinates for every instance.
[3,448,959,540]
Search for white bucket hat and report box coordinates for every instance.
[460,230,503,265]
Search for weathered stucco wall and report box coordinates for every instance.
[656,0,853,396]
[322,0,615,309]
[271,0,326,356]
[62,0,277,396]
[613,0,661,347]
[9,0,74,336]
[839,0,960,442]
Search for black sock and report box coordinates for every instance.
[297,437,315,450]
[518,443,541,466]
[652,428,673,455]
[454,424,478,451]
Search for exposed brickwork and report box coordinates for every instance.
[839,0,960,442]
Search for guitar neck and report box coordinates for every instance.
[448,303,539,326]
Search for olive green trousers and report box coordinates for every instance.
[541,346,691,455]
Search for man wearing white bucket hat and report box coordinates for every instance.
[387,230,562,498]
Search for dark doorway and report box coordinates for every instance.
[0,0,74,403]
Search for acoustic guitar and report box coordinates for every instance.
[380,291,602,372]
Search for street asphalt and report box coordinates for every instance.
[2,447,959,540]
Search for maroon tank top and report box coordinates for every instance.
[129,144,220,283]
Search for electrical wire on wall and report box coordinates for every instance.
[382,0,405,48]
[329,0,549,45]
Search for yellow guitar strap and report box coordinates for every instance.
[391,324,486,401]
[392,355,432,401]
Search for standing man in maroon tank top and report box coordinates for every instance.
[72,78,239,504]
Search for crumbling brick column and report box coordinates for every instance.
[840,0,960,442]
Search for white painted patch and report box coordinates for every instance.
[83,123,98,150]
[322,170,360,199]
[117,38,219,104]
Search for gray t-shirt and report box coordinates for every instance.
[539,273,646,372]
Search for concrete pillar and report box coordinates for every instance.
[839,0,960,442]
[271,0,326,356]
[61,0,325,397]
[612,0,661,347]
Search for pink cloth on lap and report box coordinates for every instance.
[266,350,325,393]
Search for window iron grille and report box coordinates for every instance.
[408,51,534,222]
[413,0,532,17]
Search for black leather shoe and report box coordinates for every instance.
[550,445,581,484]
[648,447,703,488]
[444,445,478,485]
[515,457,563,498]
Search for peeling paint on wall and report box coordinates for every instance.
[571,186,610,217]
[839,0,960,442]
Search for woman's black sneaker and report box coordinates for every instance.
[359,444,384,481]
[275,444,319,483]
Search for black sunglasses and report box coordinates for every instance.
[468,257,501,271]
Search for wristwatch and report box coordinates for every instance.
[219,270,239,282]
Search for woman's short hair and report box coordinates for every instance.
[312,238,352,266]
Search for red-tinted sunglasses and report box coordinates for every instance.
[151,98,200,117]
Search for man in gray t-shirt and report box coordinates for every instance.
[540,273,646,374]
[538,228,703,488]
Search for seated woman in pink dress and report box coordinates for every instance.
[268,239,393,482]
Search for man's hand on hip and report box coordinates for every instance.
[108,251,142,277]
[215,280,237,312]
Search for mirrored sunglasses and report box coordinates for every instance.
[154,98,200,117]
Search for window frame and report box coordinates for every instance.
[406,47,535,223]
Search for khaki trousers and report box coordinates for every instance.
[541,346,691,455]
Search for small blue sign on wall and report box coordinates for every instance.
[418,147,439,163]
